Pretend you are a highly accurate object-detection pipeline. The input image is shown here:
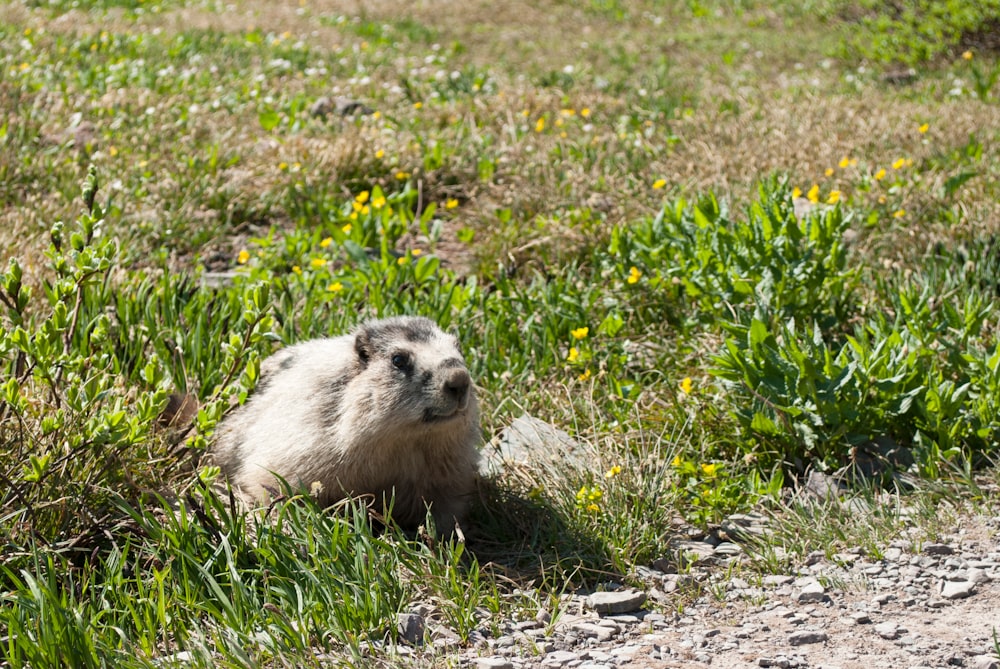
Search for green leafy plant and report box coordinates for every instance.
[607,178,857,330]
[838,0,1000,65]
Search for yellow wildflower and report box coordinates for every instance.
[700,463,718,477]
[571,327,589,339]
[291,265,301,275]
[237,250,250,264]
[445,198,459,209]
[918,123,929,134]
[375,149,385,159]
[372,195,386,209]
[341,223,352,234]
[827,190,841,204]
[326,281,343,292]
[356,191,370,204]
[824,167,834,177]
[893,209,905,218]
[395,171,410,180]
[310,257,326,268]
[806,184,819,203]
[892,157,906,170]
[627,266,642,284]
[535,117,545,133]
[838,156,851,169]
[411,249,423,256]
[109,146,118,157]
[578,368,591,381]
[680,376,693,394]
[278,161,289,171]
[586,503,600,513]
[580,107,591,117]
[320,237,333,248]
[652,178,667,190]
[962,50,973,61]
[671,455,683,467]
[792,186,802,199]
[605,465,622,479]
[413,101,423,109]
[874,168,886,180]
[567,347,579,362]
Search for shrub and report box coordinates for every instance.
[839,0,1000,65]
[607,178,857,331]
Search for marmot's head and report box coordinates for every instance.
[353,316,477,433]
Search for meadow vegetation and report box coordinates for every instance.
[1,0,999,665]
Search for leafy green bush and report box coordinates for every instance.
[0,169,270,548]
[839,0,1000,64]
[711,281,1000,478]
[607,178,857,331]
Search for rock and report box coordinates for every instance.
[873,621,899,640]
[542,650,580,666]
[477,659,515,669]
[482,414,593,478]
[788,630,828,645]
[939,580,976,599]
[969,656,1000,669]
[396,612,425,645]
[587,589,647,614]
[804,471,848,500]
[310,96,375,118]
[715,542,742,556]
[795,581,827,603]
[572,622,617,642]
[923,543,954,556]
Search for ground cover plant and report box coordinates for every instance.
[2,0,1000,666]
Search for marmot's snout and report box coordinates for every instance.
[443,367,472,410]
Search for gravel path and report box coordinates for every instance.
[375,510,1000,669]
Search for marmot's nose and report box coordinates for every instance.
[443,368,471,406]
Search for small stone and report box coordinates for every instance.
[969,656,1000,669]
[923,543,954,556]
[939,580,976,600]
[715,541,742,556]
[396,613,425,645]
[788,630,828,645]
[851,612,872,624]
[477,659,515,669]
[874,622,899,640]
[796,582,827,603]
[542,650,580,666]
[587,589,647,614]
[572,622,617,642]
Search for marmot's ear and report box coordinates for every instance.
[354,329,371,366]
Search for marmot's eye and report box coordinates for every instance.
[391,352,411,370]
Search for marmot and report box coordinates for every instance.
[213,316,481,531]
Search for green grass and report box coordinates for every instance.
[2,0,1000,665]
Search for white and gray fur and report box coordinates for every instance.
[213,316,480,530]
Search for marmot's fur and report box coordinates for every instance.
[213,316,480,531]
